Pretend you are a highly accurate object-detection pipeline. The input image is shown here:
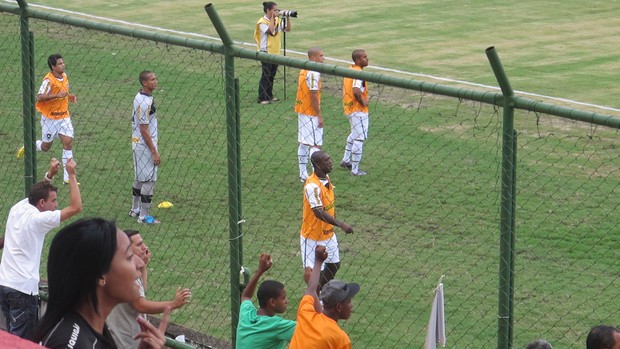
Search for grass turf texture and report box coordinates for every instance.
[25,0,620,111]
[1,3,620,348]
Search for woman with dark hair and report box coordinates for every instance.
[33,218,169,348]
[254,1,292,104]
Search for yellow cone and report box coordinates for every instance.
[158,201,173,209]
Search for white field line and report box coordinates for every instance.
[6,0,620,114]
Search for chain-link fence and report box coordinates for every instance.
[1,6,620,349]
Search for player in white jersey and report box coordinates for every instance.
[130,71,161,224]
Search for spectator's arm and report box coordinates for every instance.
[131,288,191,314]
[305,246,327,312]
[241,254,272,302]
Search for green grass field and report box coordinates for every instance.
[24,0,620,110]
[1,1,620,348]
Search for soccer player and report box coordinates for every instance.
[300,151,353,291]
[0,158,82,339]
[341,49,370,176]
[236,253,296,349]
[17,54,78,184]
[296,47,325,182]
[130,71,161,224]
[254,1,292,104]
[289,246,360,349]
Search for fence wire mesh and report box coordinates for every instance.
[0,10,619,349]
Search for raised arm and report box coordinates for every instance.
[60,159,82,222]
[241,253,272,302]
[131,287,191,314]
[305,246,327,312]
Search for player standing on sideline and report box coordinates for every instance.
[130,71,161,224]
[236,253,296,349]
[341,49,370,176]
[108,230,191,348]
[296,47,325,182]
[300,151,353,291]
[289,246,360,349]
[0,158,82,339]
[254,1,292,104]
[17,54,78,184]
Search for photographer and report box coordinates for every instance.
[254,1,292,104]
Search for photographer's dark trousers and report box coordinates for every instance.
[258,61,278,103]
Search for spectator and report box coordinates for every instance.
[289,246,360,349]
[236,253,296,349]
[108,230,191,348]
[33,218,169,348]
[586,325,620,349]
[0,158,81,339]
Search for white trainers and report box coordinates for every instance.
[351,170,367,176]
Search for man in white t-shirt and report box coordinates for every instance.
[0,158,82,339]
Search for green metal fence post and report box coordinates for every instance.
[17,0,36,194]
[486,46,516,349]
[234,77,243,272]
[29,31,37,180]
[509,129,517,345]
[204,3,242,346]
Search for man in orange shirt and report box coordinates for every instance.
[296,47,325,182]
[341,49,370,176]
[300,151,353,291]
[289,246,360,349]
[18,54,78,184]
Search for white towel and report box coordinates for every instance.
[424,282,446,349]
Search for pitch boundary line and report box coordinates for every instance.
[7,0,620,114]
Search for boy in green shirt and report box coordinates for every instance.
[236,253,296,349]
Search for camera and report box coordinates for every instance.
[279,9,298,17]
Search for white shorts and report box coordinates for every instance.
[41,116,74,142]
[300,235,340,270]
[133,143,158,182]
[298,114,323,146]
[347,112,369,141]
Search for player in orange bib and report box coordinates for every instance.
[341,49,370,176]
[295,47,325,182]
[17,54,78,184]
[300,151,353,291]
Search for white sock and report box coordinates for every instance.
[36,140,43,151]
[62,149,73,181]
[342,135,353,163]
[298,144,310,179]
[351,140,364,173]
